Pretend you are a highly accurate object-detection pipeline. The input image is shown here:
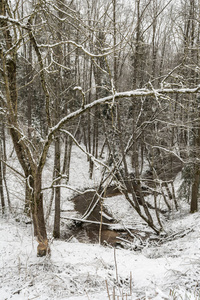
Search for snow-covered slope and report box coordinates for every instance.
[1,141,200,299]
[1,210,200,300]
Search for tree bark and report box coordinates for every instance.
[191,164,200,213]
[0,1,48,255]
[33,172,48,256]
[53,137,61,238]
[0,160,5,214]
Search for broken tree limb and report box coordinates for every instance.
[61,216,113,227]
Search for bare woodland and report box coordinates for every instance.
[1,0,200,256]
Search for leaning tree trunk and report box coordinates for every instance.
[32,171,49,256]
[0,2,48,255]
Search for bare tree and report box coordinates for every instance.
[2,0,200,256]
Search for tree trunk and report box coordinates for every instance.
[62,135,72,181]
[53,137,61,238]
[1,0,49,256]
[0,117,5,214]
[152,0,157,83]
[0,160,5,214]
[33,172,48,256]
[133,0,141,89]
[25,179,32,216]
[191,164,200,213]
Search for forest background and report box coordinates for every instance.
[1,0,200,257]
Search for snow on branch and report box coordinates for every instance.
[38,40,116,58]
[0,15,41,30]
[0,14,117,59]
[60,129,111,172]
[147,144,185,163]
[51,86,200,135]
[39,85,200,173]
[42,183,96,195]
[0,15,28,29]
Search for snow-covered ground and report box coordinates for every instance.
[1,142,200,299]
[1,211,200,300]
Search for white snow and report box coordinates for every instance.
[1,141,200,299]
[1,211,200,299]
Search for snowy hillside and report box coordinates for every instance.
[1,144,200,300]
[1,210,200,300]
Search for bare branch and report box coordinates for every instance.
[0,159,25,178]
[60,129,111,171]
[38,85,200,173]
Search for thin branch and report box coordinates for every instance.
[0,159,25,178]
[42,183,96,195]
[148,144,185,163]
[38,40,117,58]
[60,129,111,171]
